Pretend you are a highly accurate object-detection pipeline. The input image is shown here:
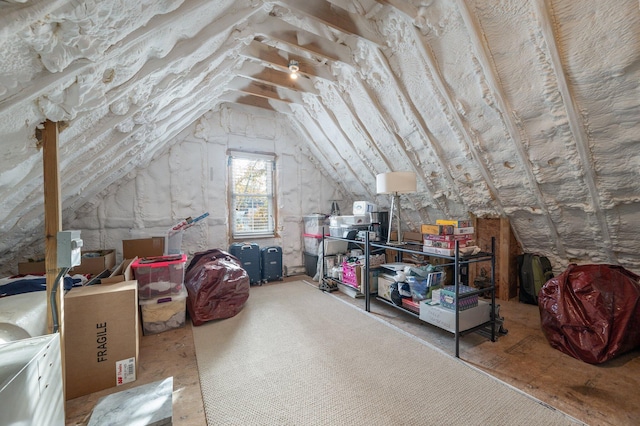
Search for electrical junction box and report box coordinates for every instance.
[57,230,83,268]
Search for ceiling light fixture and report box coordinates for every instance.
[288,59,299,80]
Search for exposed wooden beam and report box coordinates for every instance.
[218,93,288,113]
[253,16,352,63]
[42,119,65,397]
[236,61,320,95]
[229,78,295,104]
[241,40,336,81]
[499,216,513,301]
[274,0,384,45]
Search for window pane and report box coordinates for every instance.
[229,154,275,237]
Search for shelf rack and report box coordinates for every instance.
[323,232,497,358]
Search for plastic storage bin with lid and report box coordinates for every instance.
[131,254,187,300]
[303,214,327,236]
[139,287,187,335]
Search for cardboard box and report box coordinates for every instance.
[439,285,479,311]
[419,299,491,333]
[122,237,165,259]
[64,281,139,400]
[422,246,456,256]
[358,266,378,294]
[420,224,454,235]
[18,257,46,275]
[72,249,116,275]
[453,226,474,235]
[101,258,136,284]
[377,274,395,302]
[435,219,472,228]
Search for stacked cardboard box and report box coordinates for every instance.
[439,285,479,311]
[18,249,116,276]
[421,219,475,256]
[64,280,139,400]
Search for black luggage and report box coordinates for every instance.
[229,242,261,285]
[261,246,283,282]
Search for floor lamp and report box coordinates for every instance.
[376,171,417,245]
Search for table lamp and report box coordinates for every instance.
[376,171,417,244]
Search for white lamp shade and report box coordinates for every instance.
[376,172,417,194]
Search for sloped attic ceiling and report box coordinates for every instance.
[0,0,639,274]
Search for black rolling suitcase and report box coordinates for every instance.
[261,246,283,282]
[229,242,261,285]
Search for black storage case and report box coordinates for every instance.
[229,242,261,285]
[261,246,283,282]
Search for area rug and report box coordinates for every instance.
[192,281,583,425]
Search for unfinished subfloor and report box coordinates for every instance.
[65,276,639,426]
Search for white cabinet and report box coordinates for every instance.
[0,334,64,425]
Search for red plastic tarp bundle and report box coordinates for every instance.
[539,263,640,364]
[184,249,250,326]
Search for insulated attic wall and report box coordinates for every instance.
[62,105,352,276]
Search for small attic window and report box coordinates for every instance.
[228,151,276,239]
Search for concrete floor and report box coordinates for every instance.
[65,276,640,426]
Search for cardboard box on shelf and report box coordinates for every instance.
[419,299,491,333]
[122,237,165,259]
[420,224,455,235]
[439,285,479,311]
[377,274,395,302]
[435,219,473,228]
[358,266,379,294]
[72,249,116,275]
[63,281,139,400]
[18,257,46,275]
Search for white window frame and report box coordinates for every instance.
[228,151,276,239]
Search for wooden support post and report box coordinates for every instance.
[498,217,512,301]
[42,119,65,397]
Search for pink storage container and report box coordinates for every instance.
[131,254,187,300]
[342,261,360,288]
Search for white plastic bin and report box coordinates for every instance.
[303,214,327,235]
